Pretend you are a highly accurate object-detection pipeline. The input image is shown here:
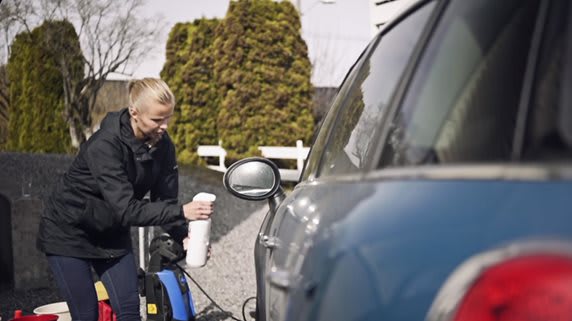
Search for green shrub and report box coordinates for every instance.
[6,20,82,153]
[0,66,8,149]
[213,0,314,162]
[162,19,220,165]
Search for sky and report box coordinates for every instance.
[128,0,372,88]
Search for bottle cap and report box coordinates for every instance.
[193,192,216,202]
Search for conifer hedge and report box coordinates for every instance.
[161,0,315,165]
[161,19,220,165]
[6,20,82,153]
[213,0,314,161]
[0,66,8,149]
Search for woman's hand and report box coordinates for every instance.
[182,200,213,221]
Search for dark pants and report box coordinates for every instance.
[47,253,140,321]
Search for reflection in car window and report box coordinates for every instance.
[315,1,435,178]
[379,0,540,167]
[521,1,571,161]
[301,47,369,181]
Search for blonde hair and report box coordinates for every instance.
[128,78,176,112]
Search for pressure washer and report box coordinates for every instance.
[140,233,254,321]
[142,233,197,321]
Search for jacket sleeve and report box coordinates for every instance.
[150,139,178,201]
[150,138,188,243]
[85,136,184,227]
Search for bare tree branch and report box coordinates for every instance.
[2,0,164,147]
[0,1,36,63]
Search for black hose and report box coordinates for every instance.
[175,263,255,321]
[241,296,257,321]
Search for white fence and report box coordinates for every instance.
[197,140,227,172]
[197,140,310,182]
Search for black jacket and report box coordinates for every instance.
[37,108,185,258]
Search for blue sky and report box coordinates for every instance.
[133,0,372,87]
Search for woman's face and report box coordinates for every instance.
[130,101,174,142]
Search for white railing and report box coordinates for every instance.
[196,140,310,182]
[196,140,227,172]
[258,140,310,181]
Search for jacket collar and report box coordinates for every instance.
[103,108,158,162]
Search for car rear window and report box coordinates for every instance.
[379,0,540,167]
[315,1,436,178]
[520,0,572,161]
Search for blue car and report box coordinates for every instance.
[224,0,572,320]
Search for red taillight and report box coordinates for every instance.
[452,255,572,321]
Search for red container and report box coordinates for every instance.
[98,300,117,321]
[10,314,59,321]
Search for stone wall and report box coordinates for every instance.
[0,193,12,290]
[11,199,46,289]
[0,152,73,290]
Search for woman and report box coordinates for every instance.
[36,78,212,321]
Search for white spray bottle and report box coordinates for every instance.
[186,192,216,268]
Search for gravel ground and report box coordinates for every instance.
[182,205,266,321]
[1,166,268,321]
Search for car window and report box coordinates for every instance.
[378,0,540,167]
[311,1,436,178]
[520,0,572,161]
[301,46,369,181]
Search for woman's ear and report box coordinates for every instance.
[129,106,138,118]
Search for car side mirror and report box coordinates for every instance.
[223,157,282,201]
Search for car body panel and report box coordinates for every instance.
[265,180,377,320]
[287,176,572,321]
[252,188,286,320]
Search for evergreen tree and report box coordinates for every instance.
[161,19,220,165]
[0,66,8,149]
[6,20,82,153]
[213,0,314,162]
